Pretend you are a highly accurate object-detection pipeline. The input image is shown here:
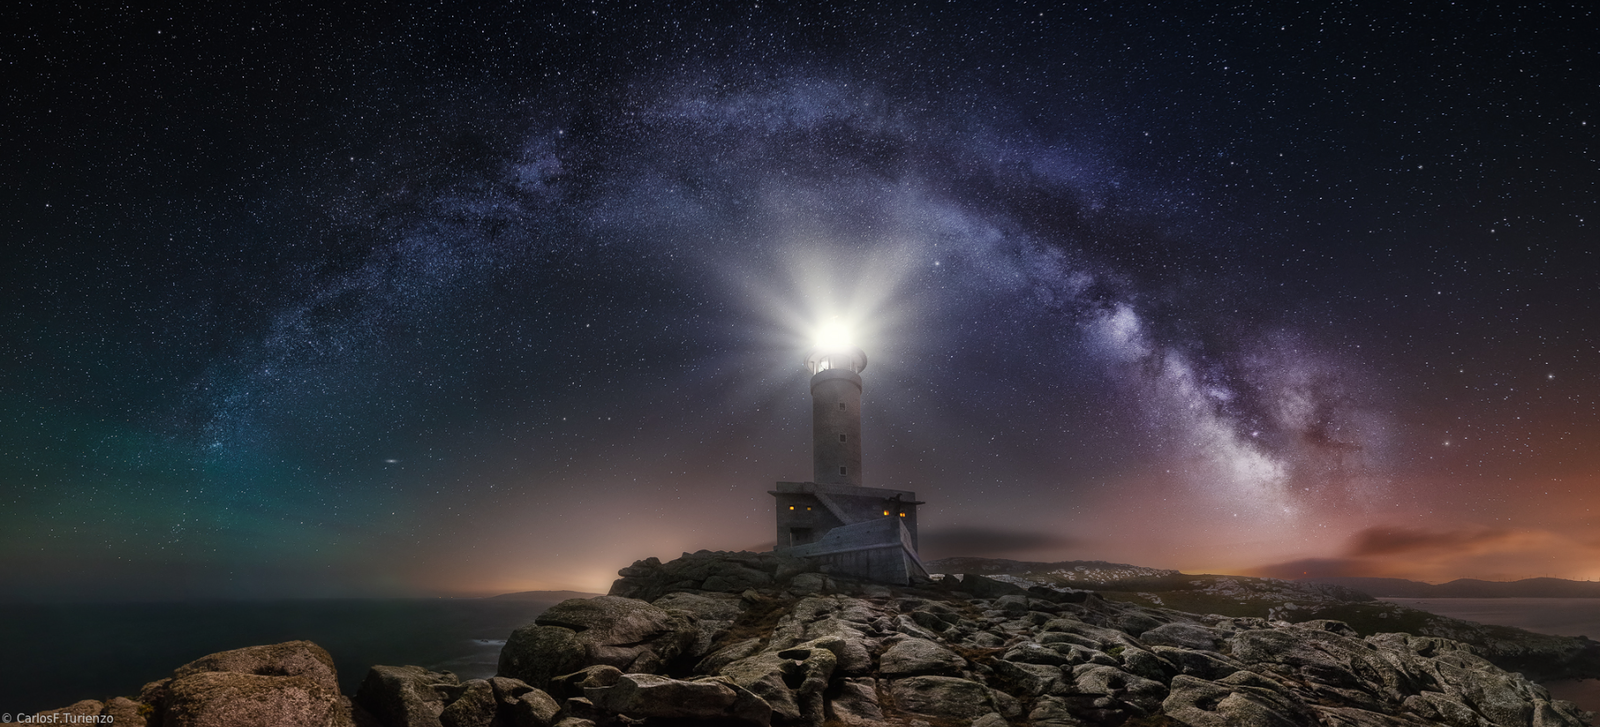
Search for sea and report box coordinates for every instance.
[0,597,571,717]
[1383,597,1600,715]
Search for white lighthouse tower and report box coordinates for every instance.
[806,346,867,486]
[770,339,927,584]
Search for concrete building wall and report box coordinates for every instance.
[771,481,920,552]
[772,491,845,549]
[811,368,863,485]
[782,516,929,584]
[806,548,923,585]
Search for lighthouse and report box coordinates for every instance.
[806,346,866,486]
[770,339,927,585]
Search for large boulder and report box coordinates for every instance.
[103,696,152,727]
[58,642,349,727]
[990,658,1065,697]
[438,679,495,727]
[30,700,107,723]
[488,676,561,727]
[498,625,587,691]
[584,673,771,726]
[1073,664,1169,715]
[763,596,876,674]
[1230,626,1411,712]
[1141,623,1225,651]
[1029,695,1097,727]
[1150,644,1244,680]
[886,676,995,721]
[696,638,765,675]
[142,640,352,727]
[1003,641,1073,667]
[355,664,461,727]
[877,638,964,676]
[355,667,562,727]
[165,671,350,727]
[652,591,747,659]
[827,677,885,726]
[1161,671,1318,727]
[719,638,839,723]
[545,665,622,701]
[609,551,815,601]
[499,596,696,689]
[173,640,341,694]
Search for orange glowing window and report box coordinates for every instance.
[789,505,795,510]
[883,510,889,516]
[899,512,906,517]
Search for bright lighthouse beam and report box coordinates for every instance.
[814,318,854,351]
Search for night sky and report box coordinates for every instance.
[4,2,1597,601]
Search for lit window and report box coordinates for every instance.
[883,510,889,516]
[788,505,795,510]
[806,506,812,511]
[899,512,906,517]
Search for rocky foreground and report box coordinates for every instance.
[33,550,1597,726]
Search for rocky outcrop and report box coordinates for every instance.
[498,595,697,691]
[173,640,344,691]
[931,557,1600,684]
[33,640,354,727]
[350,667,564,727]
[608,550,843,602]
[584,673,771,725]
[355,665,461,727]
[492,552,1596,727]
[29,552,1599,727]
[161,641,353,727]
[164,671,352,727]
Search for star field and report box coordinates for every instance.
[2,1,1597,599]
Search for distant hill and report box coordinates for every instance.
[488,589,604,601]
[1302,576,1600,598]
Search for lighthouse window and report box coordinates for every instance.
[839,402,845,410]
[839,466,847,475]
[839,434,846,442]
